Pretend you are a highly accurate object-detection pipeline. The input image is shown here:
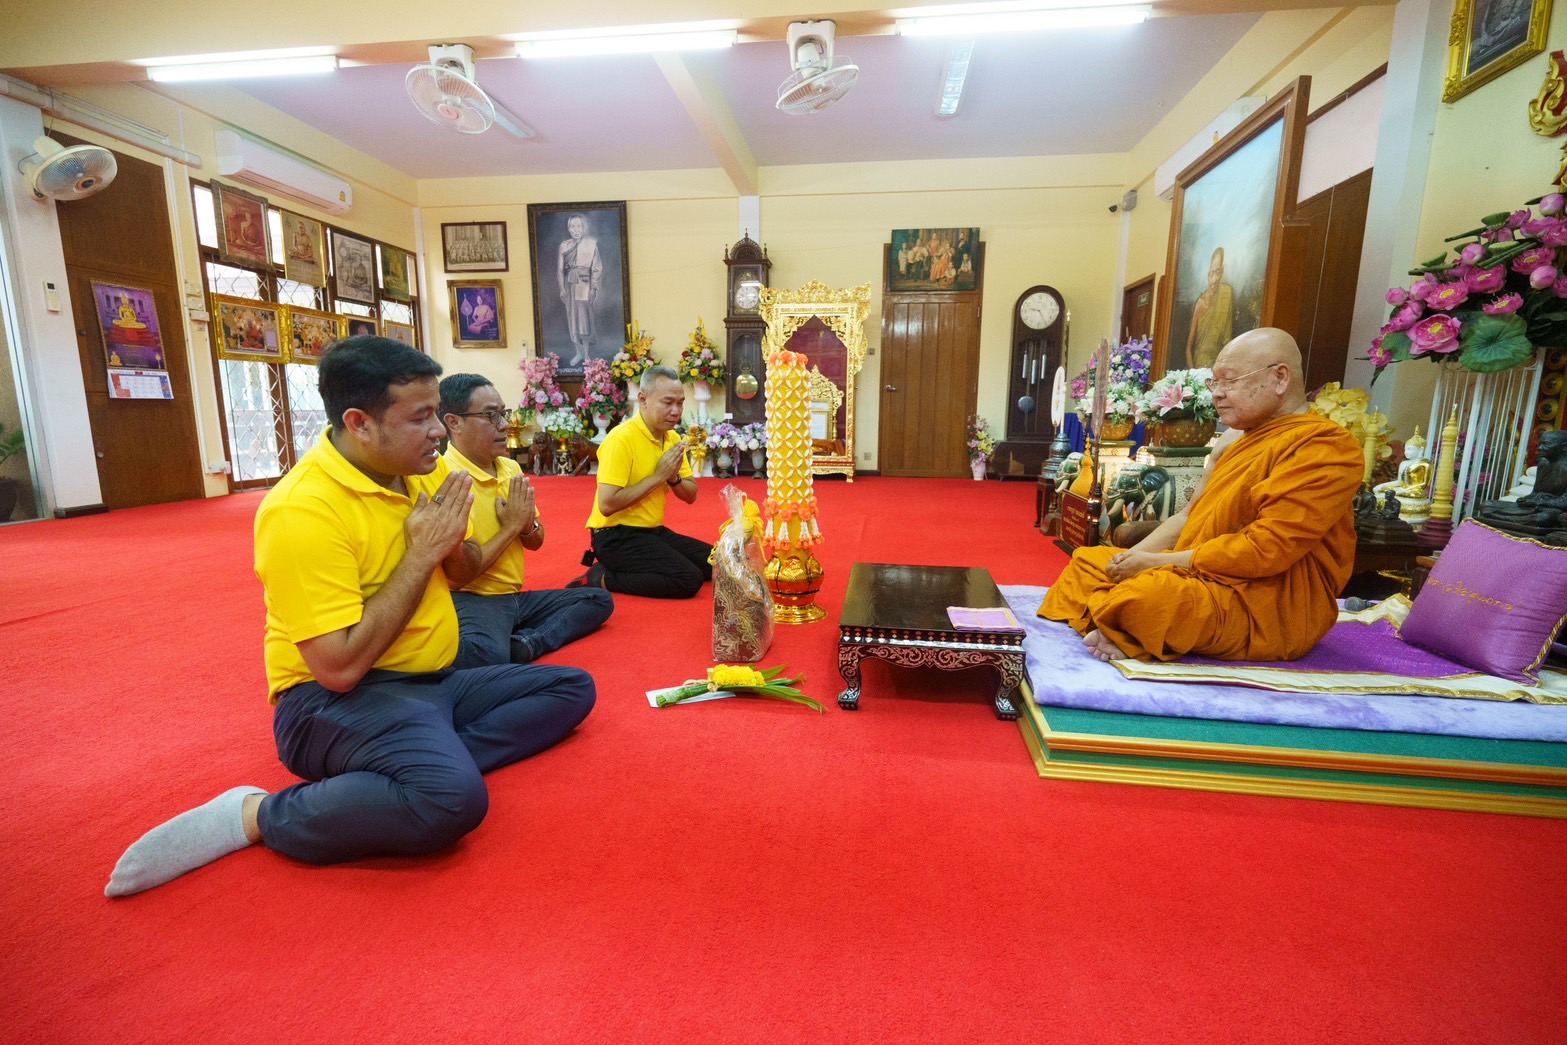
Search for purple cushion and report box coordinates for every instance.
[1400,520,1567,683]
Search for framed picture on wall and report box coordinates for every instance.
[331,231,377,305]
[212,295,286,364]
[280,211,327,287]
[449,280,505,349]
[287,305,345,364]
[1154,77,1310,377]
[213,182,271,270]
[383,319,418,349]
[1443,0,1552,102]
[885,228,981,292]
[442,221,508,272]
[381,246,413,302]
[345,315,379,338]
[91,282,168,372]
[526,201,629,376]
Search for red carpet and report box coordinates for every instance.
[2,476,1565,1043]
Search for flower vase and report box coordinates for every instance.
[626,379,640,405]
[593,415,611,438]
[691,379,712,422]
[971,457,987,481]
[716,448,734,477]
[751,449,766,476]
[1156,416,1215,449]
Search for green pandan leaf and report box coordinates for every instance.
[1456,313,1534,372]
[1382,330,1414,362]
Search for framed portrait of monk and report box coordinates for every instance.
[526,201,630,378]
[1154,76,1310,378]
[1443,0,1552,102]
[213,182,271,270]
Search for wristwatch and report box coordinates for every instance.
[667,475,684,487]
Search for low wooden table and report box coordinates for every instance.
[837,563,1028,720]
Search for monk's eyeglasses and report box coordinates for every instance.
[1203,362,1284,393]
[449,408,511,427]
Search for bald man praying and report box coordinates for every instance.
[1041,327,1363,663]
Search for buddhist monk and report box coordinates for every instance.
[1040,327,1362,662]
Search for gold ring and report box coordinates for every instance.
[432,494,446,506]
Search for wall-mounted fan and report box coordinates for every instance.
[18,136,117,202]
[405,44,496,134]
[776,21,859,115]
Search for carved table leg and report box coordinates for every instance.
[837,643,865,710]
[991,653,1025,720]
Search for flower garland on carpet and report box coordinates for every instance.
[656,664,822,712]
[965,415,995,461]
[1135,368,1216,426]
[1371,191,1567,377]
[677,319,725,384]
[1072,335,1151,425]
[611,323,657,383]
[515,352,567,426]
[574,356,627,422]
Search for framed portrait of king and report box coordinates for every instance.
[526,201,630,377]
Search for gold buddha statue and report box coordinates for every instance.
[1372,426,1433,525]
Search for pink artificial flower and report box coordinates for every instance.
[1409,275,1442,303]
[1385,287,1409,306]
[1543,193,1566,217]
[1541,222,1567,248]
[1426,282,1469,311]
[1531,265,1560,290]
[1464,265,1506,292]
[1388,301,1425,332]
[1368,338,1392,369]
[1460,242,1487,265]
[1409,314,1461,356]
[1556,276,1567,299]
[1481,293,1523,315]
[1508,209,1531,229]
[1513,247,1554,273]
[1152,383,1187,412]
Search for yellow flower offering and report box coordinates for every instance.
[655,664,821,712]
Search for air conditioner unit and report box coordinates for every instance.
[1154,96,1266,202]
[214,130,352,215]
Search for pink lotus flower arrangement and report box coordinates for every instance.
[1372,192,1567,377]
[515,352,567,426]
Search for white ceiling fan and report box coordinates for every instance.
[404,43,534,139]
[776,21,860,115]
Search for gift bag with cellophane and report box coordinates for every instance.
[709,483,775,662]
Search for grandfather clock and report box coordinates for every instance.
[997,284,1067,478]
[723,234,771,426]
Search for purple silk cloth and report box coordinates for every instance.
[1003,586,1567,743]
[1183,618,1475,678]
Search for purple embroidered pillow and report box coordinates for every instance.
[1400,520,1567,683]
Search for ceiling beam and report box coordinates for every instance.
[654,53,758,196]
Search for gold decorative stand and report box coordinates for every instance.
[765,549,826,624]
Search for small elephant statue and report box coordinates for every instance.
[529,431,553,476]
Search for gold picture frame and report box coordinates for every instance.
[1444,0,1553,102]
[449,279,505,349]
[758,281,871,480]
[212,295,286,364]
[287,305,346,365]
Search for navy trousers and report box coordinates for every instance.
[256,664,594,865]
[452,588,613,669]
[590,524,713,599]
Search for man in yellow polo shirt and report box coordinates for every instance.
[439,373,613,665]
[106,338,595,897]
[576,365,712,597]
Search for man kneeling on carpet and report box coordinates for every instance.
[106,338,595,897]
[575,364,713,598]
[1040,327,1362,663]
[439,373,613,666]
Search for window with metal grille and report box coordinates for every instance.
[192,182,421,490]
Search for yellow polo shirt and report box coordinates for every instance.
[586,413,692,530]
[255,429,463,702]
[443,444,536,596]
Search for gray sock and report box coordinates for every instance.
[105,786,265,897]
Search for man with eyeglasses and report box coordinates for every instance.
[1041,327,1362,664]
[439,373,613,667]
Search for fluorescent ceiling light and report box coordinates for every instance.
[899,5,1151,36]
[936,41,974,117]
[513,22,737,58]
[146,55,338,82]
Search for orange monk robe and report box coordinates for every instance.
[1040,412,1363,661]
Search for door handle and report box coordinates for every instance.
[884,384,897,392]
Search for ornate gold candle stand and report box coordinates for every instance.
[762,349,826,623]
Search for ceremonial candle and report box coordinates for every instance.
[764,350,820,553]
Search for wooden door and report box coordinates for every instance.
[878,293,982,477]
[1290,168,1373,393]
[55,135,204,508]
[1121,275,1155,342]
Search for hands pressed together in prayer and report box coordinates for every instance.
[406,472,474,567]
[496,474,537,532]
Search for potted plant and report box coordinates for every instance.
[735,421,768,473]
[612,322,656,402]
[0,423,23,521]
[677,318,725,421]
[574,356,627,435]
[1135,369,1218,448]
[1072,335,1152,440]
[965,415,995,480]
[707,421,741,476]
[516,352,567,428]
